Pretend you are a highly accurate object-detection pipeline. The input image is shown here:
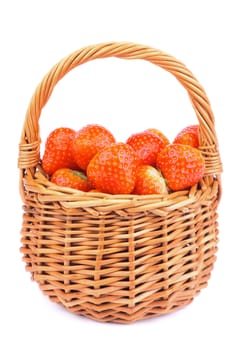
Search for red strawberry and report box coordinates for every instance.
[173,124,199,148]
[146,128,170,146]
[72,124,116,170]
[87,143,139,194]
[156,144,205,191]
[51,168,92,191]
[42,127,78,176]
[134,165,168,195]
[126,131,166,166]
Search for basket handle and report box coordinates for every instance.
[18,41,222,179]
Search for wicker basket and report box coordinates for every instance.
[18,42,222,324]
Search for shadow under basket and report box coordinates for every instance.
[18,42,222,324]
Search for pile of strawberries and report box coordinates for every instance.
[41,124,205,195]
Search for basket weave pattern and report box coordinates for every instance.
[18,42,222,323]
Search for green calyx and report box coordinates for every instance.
[71,170,88,180]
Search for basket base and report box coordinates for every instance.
[32,272,213,324]
[50,295,195,324]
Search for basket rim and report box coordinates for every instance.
[21,167,221,214]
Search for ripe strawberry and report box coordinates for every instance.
[87,143,139,194]
[156,144,205,191]
[72,124,116,170]
[173,124,199,148]
[51,168,92,191]
[126,131,166,166]
[134,165,168,195]
[42,127,78,176]
[146,128,170,146]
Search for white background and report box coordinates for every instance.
[1,1,231,349]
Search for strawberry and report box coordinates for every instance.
[71,124,116,170]
[87,143,139,194]
[173,124,199,148]
[41,127,78,176]
[51,168,92,191]
[156,144,205,191]
[146,128,170,146]
[134,165,168,195]
[126,131,166,166]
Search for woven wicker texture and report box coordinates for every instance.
[18,42,222,323]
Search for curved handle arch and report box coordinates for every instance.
[18,42,222,178]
